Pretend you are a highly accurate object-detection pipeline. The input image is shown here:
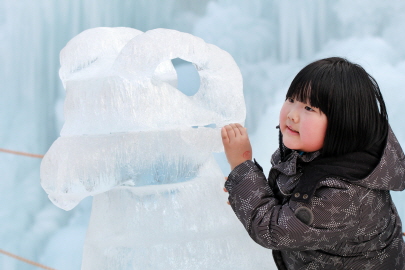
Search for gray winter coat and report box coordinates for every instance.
[225,127,405,269]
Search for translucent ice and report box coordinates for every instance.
[41,27,245,210]
[40,27,272,269]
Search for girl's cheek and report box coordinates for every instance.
[279,104,289,123]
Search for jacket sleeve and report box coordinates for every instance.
[225,160,361,251]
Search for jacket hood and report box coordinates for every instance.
[273,126,405,192]
[306,126,405,191]
[353,126,405,191]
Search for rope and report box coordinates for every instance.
[0,149,54,268]
[0,148,44,159]
[0,249,56,270]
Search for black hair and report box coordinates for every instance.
[285,57,388,157]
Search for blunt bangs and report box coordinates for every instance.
[285,57,388,157]
[286,67,332,113]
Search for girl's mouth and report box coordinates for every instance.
[287,125,299,134]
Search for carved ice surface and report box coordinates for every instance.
[40,27,270,269]
[60,27,245,137]
[41,27,245,210]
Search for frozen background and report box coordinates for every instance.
[1,0,405,269]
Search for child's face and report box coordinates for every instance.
[279,98,327,153]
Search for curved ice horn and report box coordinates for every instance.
[111,28,246,127]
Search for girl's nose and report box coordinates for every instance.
[287,110,299,123]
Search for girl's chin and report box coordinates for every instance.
[282,140,299,151]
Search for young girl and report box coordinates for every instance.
[222,57,405,269]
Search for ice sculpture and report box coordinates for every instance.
[41,27,270,269]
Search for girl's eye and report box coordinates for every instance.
[287,98,294,103]
[305,106,314,112]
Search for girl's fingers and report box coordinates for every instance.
[230,123,243,136]
[237,125,247,136]
[222,123,246,141]
[225,125,236,141]
[221,127,229,143]
[227,201,230,205]
[224,177,228,181]
[234,123,247,136]
[223,187,228,192]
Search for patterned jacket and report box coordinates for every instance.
[225,127,405,269]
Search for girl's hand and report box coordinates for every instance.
[221,123,252,170]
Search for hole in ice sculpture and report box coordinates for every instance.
[171,58,200,96]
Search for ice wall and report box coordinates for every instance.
[2,1,405,269]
